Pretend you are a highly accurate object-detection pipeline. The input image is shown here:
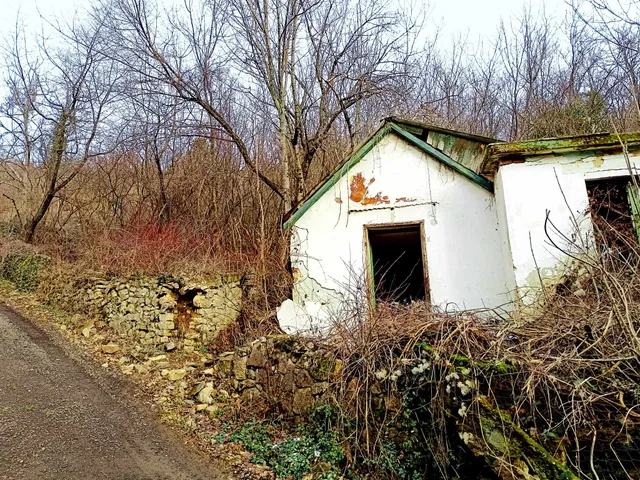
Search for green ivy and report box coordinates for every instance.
[226,407,346,479]
[1,253,48,291]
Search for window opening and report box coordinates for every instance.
[586,177,639,259]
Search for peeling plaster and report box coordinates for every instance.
[284,134,511,333]
[349,172,389,205]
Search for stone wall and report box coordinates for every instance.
[82,275,244,352]
[30,262,245,352]
[215,335,342,415]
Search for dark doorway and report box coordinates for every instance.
[586,177,639,259]
[367,224,428,304]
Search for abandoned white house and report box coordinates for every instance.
[277,117,640,333]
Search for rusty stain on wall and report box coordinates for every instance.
[349,173,374,202]
[593,156,604,168]
[363,193,390,205]
[335,197,343,204]
[349,173,389,205]
[395,196,417,203]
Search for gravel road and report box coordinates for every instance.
[0,303,230,480]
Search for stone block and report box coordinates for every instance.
[161,368,186,381]
[247,343,267,368]
[295,369,314,388]
[101,344,120,354]
[157,321,175,330]
[293,388,314,414]
[311,382,330,395]
[192,293,211,308]
[233,356,247,380]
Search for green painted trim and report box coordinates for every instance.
[367,235,377,310]
[283,124,392,229]
[389,123,495,193]
[627,181,640,244]
[401,124,423,135]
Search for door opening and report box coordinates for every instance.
[367,224,428,304]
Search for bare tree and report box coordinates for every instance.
[571,0,640,126]
[0,18,123,242]
[98,0,419,210]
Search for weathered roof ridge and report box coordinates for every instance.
[283,119,494,229]
[385,116,500,144]
[481,130,640,175]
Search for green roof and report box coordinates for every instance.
[481,131,640,175]
[283,119,495,229]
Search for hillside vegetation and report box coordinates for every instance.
[1,0,640,479]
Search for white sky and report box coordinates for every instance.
[2,0,569,43]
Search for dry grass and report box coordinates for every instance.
[315,231,640,478]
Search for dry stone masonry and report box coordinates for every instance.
[82,274,244,352]
[215,335,342,415]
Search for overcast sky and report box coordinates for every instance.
[2,0,569,44]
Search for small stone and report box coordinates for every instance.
[247,343,267,368]
[205,405,219,418]
[162,369,187,381]
[196,403,208,412]
[293,388,314,414]
[311,382,330,395]
[134,364,149,374]
[148,354,168,362]
[295,369,314,388]
[233,356,247,380]
[80,320,94,338]
[101,344,120,354]
[157,321,175,330]
[197,383,215,404]
[189,382,206,396]
[241,387,263,403]
[203,368,215,375]
[165,342,176,352]
[574,289,586,297]
[193,293,211,308]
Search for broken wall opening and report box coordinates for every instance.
[586,177,640,260]
[367,224,428,304]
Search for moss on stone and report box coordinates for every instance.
[462,396,579,480]
[309,355,337,381]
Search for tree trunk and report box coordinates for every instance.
[155,154,170,224]
[24,110,68,244]
[24,192,55,243]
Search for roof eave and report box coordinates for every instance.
[283,122,392,229]
[481,131,640,175]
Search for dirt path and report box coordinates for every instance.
[0,303,232,480]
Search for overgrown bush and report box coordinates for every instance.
[0,252,49,291]
[317,242,640,479]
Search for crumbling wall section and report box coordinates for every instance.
[215,335,342,415]
[38,269,244,352]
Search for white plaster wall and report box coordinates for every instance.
[285,134,512,331]
[495,150,640,302]
[493,172,518,299]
